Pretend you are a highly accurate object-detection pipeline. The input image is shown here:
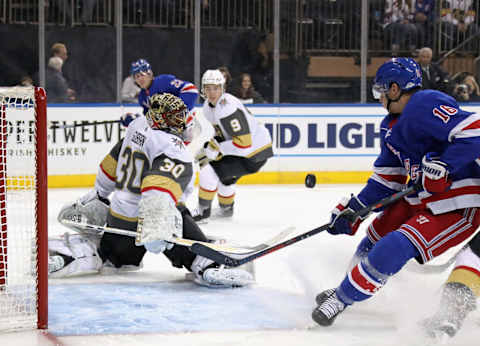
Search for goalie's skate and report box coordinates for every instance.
[312,288,346,326]
[192,206,211,224]
[198,267,255,288]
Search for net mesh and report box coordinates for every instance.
[0,86,39,332]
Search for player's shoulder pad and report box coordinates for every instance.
[216,93,242,115]
[149,130,193,163]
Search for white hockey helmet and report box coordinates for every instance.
[201,69,226,98]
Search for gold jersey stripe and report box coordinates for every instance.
[141,175,183,202]
[199,186,217,201]
[109,208,138,222]
[218,193,235,205]
[246,143,273,158]
[233,134,252,148]
[100,154,117,180]
[447,267,480,297]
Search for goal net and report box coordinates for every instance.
[0,86,48,332]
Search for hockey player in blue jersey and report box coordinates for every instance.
[312,57,480,328]
[121,59,199,144]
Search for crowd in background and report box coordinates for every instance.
[3,0,480,104]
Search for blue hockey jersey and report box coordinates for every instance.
[138,74,198,115]
[358,89,480,214]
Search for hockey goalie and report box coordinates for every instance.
[49,93,254,288]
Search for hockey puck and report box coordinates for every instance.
[305,174,316,188]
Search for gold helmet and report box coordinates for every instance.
[146,93,188,136]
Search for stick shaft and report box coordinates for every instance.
[191,184,421,266]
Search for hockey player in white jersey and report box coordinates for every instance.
[49,93,253,288]
[192,69,273,222]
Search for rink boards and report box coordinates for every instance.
[10,103,480,187]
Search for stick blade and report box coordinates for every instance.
[190,243,242,267]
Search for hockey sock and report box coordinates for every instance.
[336,231,419,305]
[347,236,374,271]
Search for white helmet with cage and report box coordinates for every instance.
[201,69,226,98]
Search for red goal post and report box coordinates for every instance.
[0,86,48,331]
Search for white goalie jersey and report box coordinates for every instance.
[96,115,194,220]
[202,92,273,161]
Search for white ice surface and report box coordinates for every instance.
[2,184,480,346]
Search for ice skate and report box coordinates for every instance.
[210,204,234,220]
[312,288,346,326]
[192,205,211,223]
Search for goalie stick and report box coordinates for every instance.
[190,183,422,267]
[60,219,294,255]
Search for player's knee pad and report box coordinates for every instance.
[367,231,419,275]
[199,164,220,190]
[48,233,103,278]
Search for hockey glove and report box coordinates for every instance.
[328,195,368,236]
[120,112,141,127]
[195,139,223,169]
[421,152,452,194]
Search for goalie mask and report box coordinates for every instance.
[146,93,188,136]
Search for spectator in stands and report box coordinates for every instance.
[451,71,480,102]
[50,42,77,100]
[231,73,266,104]
[79,0,98,25]
[51,42,68,62]
[383,0,418,54]
[416,47,450,92]
[19,76,34,87]
[121,75,141,103]
[440,0,479,51]
[46,57,75,103]
[218,66,232,91]
[230,29,273,101]
[412,0,436,47]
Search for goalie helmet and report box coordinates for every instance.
[372,58,422,99]
[130,58,152,76]
[146,93,188,136]
[201,69,226,97]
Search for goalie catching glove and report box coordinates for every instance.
[57,189,110,235]
[135,193,183,254]
[328,195,369,236]
[195,138,222,169]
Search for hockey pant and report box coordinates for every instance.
[336,200,480,305]
[198,155,267,208]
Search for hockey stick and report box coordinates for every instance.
[60,219,294,255]
[190,183,422,267]
[49,119,121,129]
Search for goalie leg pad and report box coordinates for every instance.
[48,233,103,278]
[191,255,255,288]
